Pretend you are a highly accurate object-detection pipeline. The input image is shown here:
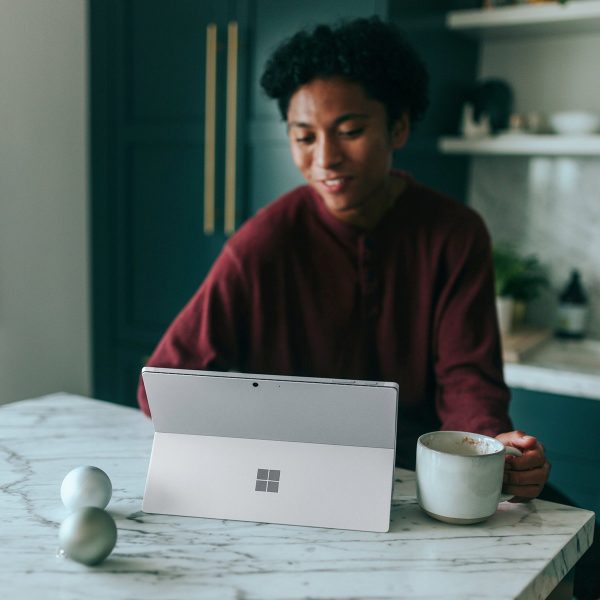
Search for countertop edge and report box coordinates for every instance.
[504,362,600,401]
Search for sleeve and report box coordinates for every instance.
[432,213,513,437]
[136,244,250,416]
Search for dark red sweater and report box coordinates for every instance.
[138,173,511,466]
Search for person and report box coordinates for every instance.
[137,18,600,597]
[138,16,548,497]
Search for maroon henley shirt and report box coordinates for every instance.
[137,172,511,467]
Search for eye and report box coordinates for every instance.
[339,128,364,138]
[294,134,315,145]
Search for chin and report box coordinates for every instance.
[323,195,361,210]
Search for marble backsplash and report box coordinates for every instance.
[468,156,600,338]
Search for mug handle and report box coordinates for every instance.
[500,446,523,502]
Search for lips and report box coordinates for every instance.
[318,176,352,194]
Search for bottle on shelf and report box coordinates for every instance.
[555,269,588,339]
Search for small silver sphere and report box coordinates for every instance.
[58,507,117,566]
[61,466,112,510]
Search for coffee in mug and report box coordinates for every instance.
[416,431,521,524]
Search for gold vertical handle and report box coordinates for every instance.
[203,23,217,235]
[224,21,238,235]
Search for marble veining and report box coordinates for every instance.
[0,393,594,599]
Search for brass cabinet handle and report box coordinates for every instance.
[224,21,238,235]
[203,23,218,235]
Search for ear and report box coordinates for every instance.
[391,113,410,149]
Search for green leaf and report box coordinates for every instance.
[492,244,549,301]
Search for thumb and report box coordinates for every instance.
[496,430,538,450]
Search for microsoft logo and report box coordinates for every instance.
[255,468,280,493]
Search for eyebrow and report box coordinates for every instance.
[287,112,370,129]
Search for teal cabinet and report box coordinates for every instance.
[91,0,248,405]
[510,388,600,518]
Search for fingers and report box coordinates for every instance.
[505,444,545,470]
[496,430,551,502]
[503,460,551,500]
[496,430,539,452]
[504,460,550,485]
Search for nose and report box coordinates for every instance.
[315,134,343,169]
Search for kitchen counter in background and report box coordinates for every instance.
[504,337,600,401]
[503,336,600,525]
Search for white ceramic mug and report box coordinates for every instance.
[416,431,521,525]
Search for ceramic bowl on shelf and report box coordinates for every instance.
[549,111,600,135]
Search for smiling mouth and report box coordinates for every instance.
[319,176,352,192]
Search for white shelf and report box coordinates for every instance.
[439,134,600,156]
[447,0,600,38]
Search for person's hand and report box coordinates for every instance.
[495,430,550,502]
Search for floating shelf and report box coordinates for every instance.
[439,134,600,156]
[447,0,600,38]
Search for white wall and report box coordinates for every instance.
[469,30,600,337]
[479,32,600,116]
[0,0,90,404]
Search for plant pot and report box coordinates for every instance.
[512,300,527,329]
[496,296,514,335]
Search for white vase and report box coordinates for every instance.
[496,296,514,335]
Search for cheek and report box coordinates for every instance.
[289,144,310,171]
[363,140,394,171]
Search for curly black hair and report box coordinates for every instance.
[260,17,429,125]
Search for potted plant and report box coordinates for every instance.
[492,244,549,334]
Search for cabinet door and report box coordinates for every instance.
[91,0,244,405]
[510,388,600,520]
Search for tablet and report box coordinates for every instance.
[142,367,398,532]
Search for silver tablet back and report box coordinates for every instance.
[142,367,398,532]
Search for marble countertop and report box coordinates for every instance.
[0,393,594,600]
[504,338,600,400]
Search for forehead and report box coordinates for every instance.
[287,77,385,125]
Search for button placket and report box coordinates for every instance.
[359,235,379,320]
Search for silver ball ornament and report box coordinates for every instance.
[61,465,112,510]
[59,507,117,565]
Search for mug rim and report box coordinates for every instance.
[417,430,505,457]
